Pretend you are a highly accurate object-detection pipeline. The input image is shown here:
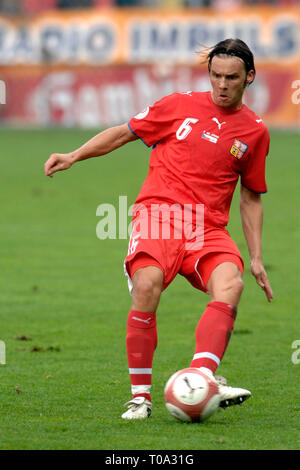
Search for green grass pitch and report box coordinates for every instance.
[0,128,299,450]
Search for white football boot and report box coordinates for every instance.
[121,397,152,420]
[199,368,251,408]
[215,375,252,408]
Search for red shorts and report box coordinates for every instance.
[124,209,244,294]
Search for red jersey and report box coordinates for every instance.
[128,91,270,228]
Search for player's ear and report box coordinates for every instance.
[246,69,255,87]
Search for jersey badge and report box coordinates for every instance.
[201,131,219,144]
[230,139,248,159]
[134,107,150,120]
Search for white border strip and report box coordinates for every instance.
[193,352,220,366]
[129,368,152,374]
[194,259,205,290]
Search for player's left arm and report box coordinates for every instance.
[240,184,273,302]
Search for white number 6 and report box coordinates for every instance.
[176,117,199,141]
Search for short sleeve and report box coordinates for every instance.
[240,127,270,194]
[128,93,180,147]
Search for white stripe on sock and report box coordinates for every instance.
[193,352,220,366]
[131,385,151,395]
[129,368,152,374]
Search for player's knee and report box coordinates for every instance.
[131,276,162,310]
[133,277,156,298]
[210,273,244,305]
[222,275,244,301]
[230,275,244,296]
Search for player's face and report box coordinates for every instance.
[209,55,255,110]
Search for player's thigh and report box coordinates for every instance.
[207,261,244,305]
[125,229,185,295]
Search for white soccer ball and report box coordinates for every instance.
[164,368,221,422]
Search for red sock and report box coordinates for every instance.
[126,309,157,402]
[190,301,237,373]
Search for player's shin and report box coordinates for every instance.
[126,310,157,402]
[190,301,237,373]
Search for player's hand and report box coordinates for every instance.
[250,259,273,302]
[44,153,74,178]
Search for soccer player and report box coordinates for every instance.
[44,39,273,420]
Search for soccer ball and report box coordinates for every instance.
[164,368,221,422]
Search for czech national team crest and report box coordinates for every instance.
[230,139,248,159]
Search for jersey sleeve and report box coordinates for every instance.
[240,126,270,194]
[128,93,180,147]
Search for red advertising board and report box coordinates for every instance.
[0,64,299,129]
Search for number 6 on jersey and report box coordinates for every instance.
[176,118,199,141]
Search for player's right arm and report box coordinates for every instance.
[44,123,138,177]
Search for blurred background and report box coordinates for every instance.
[0,0,299,129]
[0,1,299,452]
